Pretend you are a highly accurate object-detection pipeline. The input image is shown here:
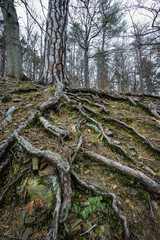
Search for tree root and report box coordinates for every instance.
[0,156,10,174]
[38,115,70,144]
[0,106,18,130]
[71,171,130,239]
[102,116,160,154]
[71,135,83,163]
[0,111,38,159]
[81,103,160,154]
[13,131,72,226]
[72,103,136,164]
[0,168,29,204]
[46,184,61,240]
[83,149,160,195]
[66,92,110,114]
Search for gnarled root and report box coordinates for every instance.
[71,171,130,239]
[83,149,160,195]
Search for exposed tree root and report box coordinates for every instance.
[72,103,136,164]
[71,134,83,163]
[0,111,38,159]
[39,96,60,113]
[0,168,28,204]
[38,115,70,143]
[13,131,72,225]
[0,105,18,130]
[71,171,130,239]
[0,156,10,174]
[66,92,110,114]
[102,116,160,153]
[82,104,160,154]
[46,184,61,240]
[83,149,160,195]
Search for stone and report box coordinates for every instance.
[113,184,118,190]
[18,210,28,229]
[13,98,21,102]
[106,130,113,137]
[130,150,137,157]
[25,216,36,224]
[26,178,53,202]
[126,144,135,150]
[32,157,39,170]
[84,170,91,175]
[114,141,121,145]
[22,227,33,240]
[144,166,157,176]
[39,165,56,177]
[26,103,34,107]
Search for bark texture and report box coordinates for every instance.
[43,0,70,86]
[0,0,23,79]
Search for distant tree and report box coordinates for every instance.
[0,0,23,79]
[69,0,121,88]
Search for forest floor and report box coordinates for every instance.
[0,77,160,240]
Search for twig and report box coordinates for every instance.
[80,223,97,236]
[148,192,154,218]
[72,135,83,162]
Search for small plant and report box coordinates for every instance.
[72,196,107,220]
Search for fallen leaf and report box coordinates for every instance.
[36,198,43,208]
[39,161,48,170]
[27,200,34,215]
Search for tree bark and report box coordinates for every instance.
[0,0,23,79]
[43,0,70,87]
[84,47,89,88]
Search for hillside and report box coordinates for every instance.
[0,78,160,240]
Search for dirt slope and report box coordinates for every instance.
[0,78,160,240]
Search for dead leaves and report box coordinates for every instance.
[27,198,43,215]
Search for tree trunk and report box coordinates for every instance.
[43,0,70,88]
[84,47,89,88]
[0,0,23,79]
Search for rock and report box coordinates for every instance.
[32,157,39,171]
[18,210,28,229]
[1,94,12,103]
[113,184,118,190]
[22,227,33,240]
[84,170,91,175]
[39,165,56,177]
[100,223,111,239]
[126,144,135,150]
[130,150,137,157]
[114,140,120,145]
[106,130,113,137]
[71,125,77,133]
[68,218,82,236]
[26,103,34,107]
[25,216,36,224]
[13,98,21,102]
[152,201,159,210]
[144,166,157,176]
[143,158,159,171]
[26,178,53,202]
